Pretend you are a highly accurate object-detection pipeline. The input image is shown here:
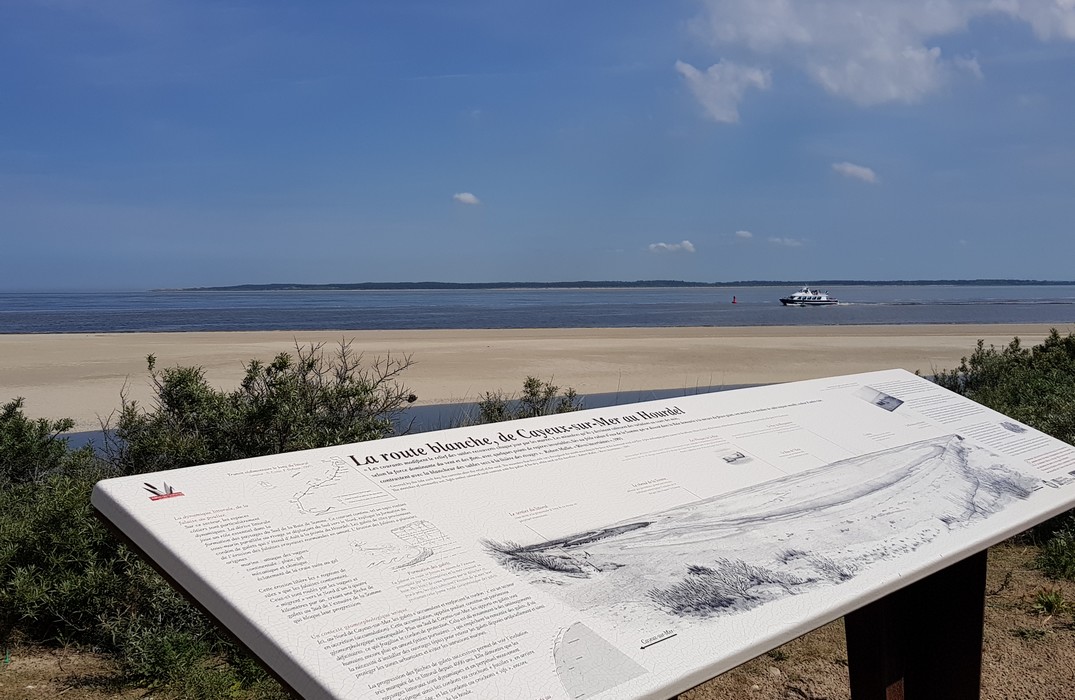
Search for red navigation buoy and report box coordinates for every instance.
[732,295,737,304]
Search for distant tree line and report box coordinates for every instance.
[181,278,1075,292]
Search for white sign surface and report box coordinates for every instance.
[92,370,1075,699]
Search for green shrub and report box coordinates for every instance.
[476,376,581,423]
[0,397,84,485]
[1030,586,1070,616]
[0,464,222,684]
[0,399,113,647]
[107,342,414,474]
[1037,520,1075,581]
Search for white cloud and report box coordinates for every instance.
[452,192,480,205]
[954,55,983,80]
[832,161,878,183]
[689,0,1075,108]
[675,59,771,123]
[648,240,696,253]
[735,229,753,239]
[1013,0,1075,40]
[768,236,804,247]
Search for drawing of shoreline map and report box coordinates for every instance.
[284,457,397,516]
[485,434,1039,632]
[263,458,463,568]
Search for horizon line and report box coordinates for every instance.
[170,278,1075,292]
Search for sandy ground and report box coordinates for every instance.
[0,324,1066,431]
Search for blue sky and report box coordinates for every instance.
[3,0,1075,290]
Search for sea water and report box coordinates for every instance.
[3,285,1075,334]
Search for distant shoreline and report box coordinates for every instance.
[169,279,1075,292]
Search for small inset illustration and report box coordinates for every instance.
[855,386,904,412]
[721,451,752,464]
[1000,421,1027,434]
[291,457,396,516]
[350,520,455,569]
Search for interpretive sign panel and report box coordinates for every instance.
[93,369,1075,699]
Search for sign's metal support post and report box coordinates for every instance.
[845,550,988,700]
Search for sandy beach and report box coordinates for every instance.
[2,324,1066,432]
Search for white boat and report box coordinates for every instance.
[779,286,839,306]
